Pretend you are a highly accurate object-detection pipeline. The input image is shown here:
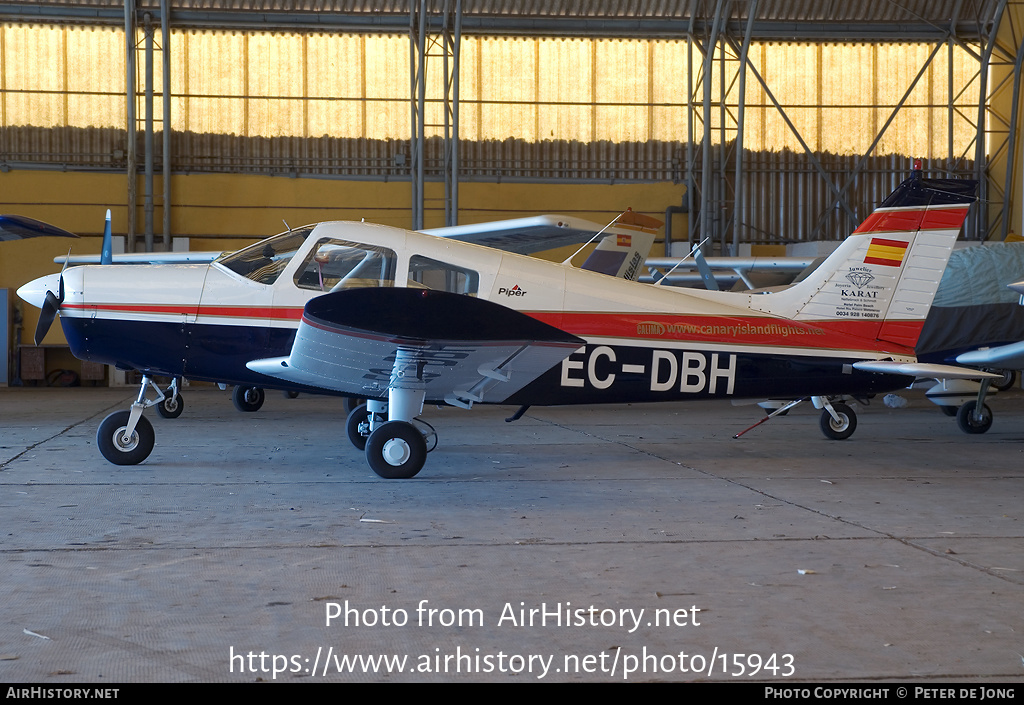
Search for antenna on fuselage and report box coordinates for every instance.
[282,219,292,233]
[560,210,628,266]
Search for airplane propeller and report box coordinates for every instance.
[33,270,64,345]
[29,209,110,344]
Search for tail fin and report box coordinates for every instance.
[580,209,661,281]
[758,172,977,352]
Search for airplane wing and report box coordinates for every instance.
[852,361,1001,379]
[57,252,224,265]
[423,214,623,253]
[423,212,661,281]
[246,288,585,407]
[0,215,78,241]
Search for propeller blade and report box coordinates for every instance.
[34,290,59,345]
[32,273,65,345]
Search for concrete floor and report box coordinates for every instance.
[1,386,1022,683]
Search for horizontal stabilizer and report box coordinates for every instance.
[853,360,1001,379]
[956,342,1024,370]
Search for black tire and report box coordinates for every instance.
[345,403,370,451]
[232,386,265,412]
[342,397,365,414]
[993,370,1017,392]
[819,402,857,440]
[956,400,992,434]
[365,421,427,479]
[155,391,184,419]
[283,390,300,399]
[940,405,958,417]
[96,411,155,465]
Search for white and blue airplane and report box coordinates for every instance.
[17,169,990,478]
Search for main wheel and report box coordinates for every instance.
[956,400,992,434]
[819,402,857,440]
[345,403,371,450]
[232,386,265,412]
[365,421,427,479]
[96,411,155,465]
[939,405,958,417]
[155,391,184,419]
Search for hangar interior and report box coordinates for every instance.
[1,0,1024,383]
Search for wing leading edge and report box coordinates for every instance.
[246,288,584,406]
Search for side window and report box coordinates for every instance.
[408,255,479,296]
[294,239,396,292]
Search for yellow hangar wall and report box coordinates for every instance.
[0,169,685,354]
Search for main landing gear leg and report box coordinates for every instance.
[362,349,429,479]
[96,374,160,465]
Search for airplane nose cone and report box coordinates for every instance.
[17,273,62,309]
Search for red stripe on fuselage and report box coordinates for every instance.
[61,303,305,321]
[527,311,918,355]
[61,304,920,355]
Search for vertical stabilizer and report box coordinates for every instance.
[580,210,662,281]
[755,173,976,352]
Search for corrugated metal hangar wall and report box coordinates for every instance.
[0,0,1021,253]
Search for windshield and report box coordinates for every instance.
[217,226,315,284]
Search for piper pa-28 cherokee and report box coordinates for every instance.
[17,168,989,478]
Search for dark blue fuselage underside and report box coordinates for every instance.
[61,317,912,404]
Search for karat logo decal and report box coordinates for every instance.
[845,268,875,288]
[498,284,527,297]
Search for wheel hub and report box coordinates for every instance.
[381,438,411,466]
[829,415,849,432]
[115,427,139,451]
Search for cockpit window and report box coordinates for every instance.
[293,239,397,292]
[217,227,315,284]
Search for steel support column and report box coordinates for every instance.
[144,12,154,252]
[409,0,461,230]
[161,0,171,249]
[124,0,136,251]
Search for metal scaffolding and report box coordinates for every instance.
[0,0,1021,246]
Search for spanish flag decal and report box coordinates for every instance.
[617,234,632,247]
[864,238,908,267]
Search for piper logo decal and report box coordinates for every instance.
[498,285,527,297]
